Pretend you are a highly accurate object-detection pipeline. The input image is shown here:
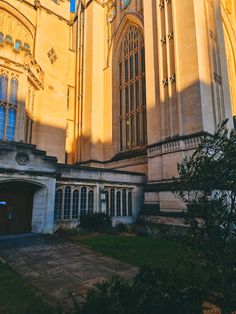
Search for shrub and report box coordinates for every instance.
[55,227,79,238]
[72,266,204,314]
[115,223,129,233]
[79,213,112,232]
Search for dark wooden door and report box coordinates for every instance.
[0,183,34,235]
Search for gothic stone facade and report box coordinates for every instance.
[0,0,235,235]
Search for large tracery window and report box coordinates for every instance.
[119,25,147,151]
[0,74,18,141]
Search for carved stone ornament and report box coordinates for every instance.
[16,152,30,166]
[107,1,117,23]
[34,0,41,10]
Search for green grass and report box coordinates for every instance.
[73,235,184,269]
[0,261,56,314]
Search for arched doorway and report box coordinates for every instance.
[0,181,40,235]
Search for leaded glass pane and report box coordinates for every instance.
[72,190,79,219]
[122,189,127,216]
[110,189,115,216]
[64,186,71,219]
[80,187,86,215]
[9,78,18,104]
[116,192,121,216]
[6,108,16,141]
[0,76,8,101]
[118,25,146,151]
[88,190,94,214]
[128,191,132,216]
[54,189,63,220]
[0,106,6,139]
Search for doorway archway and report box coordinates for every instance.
[0,181,42,235]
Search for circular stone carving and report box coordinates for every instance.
[16,153,30,166]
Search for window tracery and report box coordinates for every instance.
[54,185,95,220]
[0,74,18,141]
[119,25,147,151]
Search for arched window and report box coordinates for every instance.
[54,189,63,220]
[80,187,87,215]
[0,75,8,140]
[6,108,16,140]
[14,40,21,51]
[23,43,30,50]
[0,76,18,141]
[118,25,146,151]
[116,191,121,217]
[64,186,71,219]
[128,191,132,216]
[88,190,94,214]
[72,190,79,219]
[122,189,127,216]
[110,188,115,216]
[0,106,5,139]
[5,35,12,43]
[10,78,18,105]
[0,75,8,101]
[106,191,109,215]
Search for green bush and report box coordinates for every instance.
[115,223,129,233]
[73,266,204,314]
[55,227,79,238]
[80,213,112,232]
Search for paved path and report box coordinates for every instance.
[0,235,138,311]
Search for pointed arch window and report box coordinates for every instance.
[10,78,18,104]
[110,188,115,217]
[118,25,147,151]
[0,33,3,44]
[0,75,18,141]
[116,191,121,217]
[128,191,132,216]
[72,190,79,219]
[80,187,87,215]
[88,190,94,214]
[122,189,127,216]
[0,75,8,101]
[55,189,63,220]
[64,186,71,219]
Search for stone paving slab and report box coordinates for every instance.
[0,235,138,311]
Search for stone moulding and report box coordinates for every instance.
[147,135,204,158]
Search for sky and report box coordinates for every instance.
[70,0,76,13]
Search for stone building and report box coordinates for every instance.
[0,0,235,235]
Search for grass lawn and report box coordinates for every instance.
[0,261,56,314]
[72,235,184,269]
